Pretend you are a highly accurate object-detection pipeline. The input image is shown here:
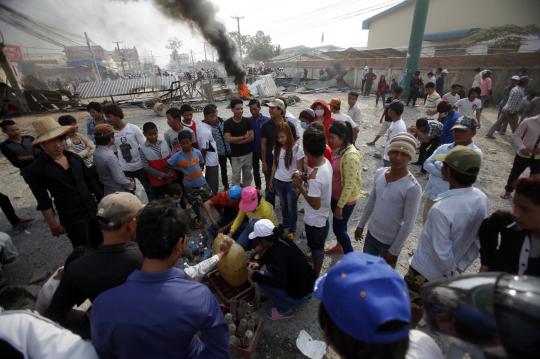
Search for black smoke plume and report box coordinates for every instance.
[152,0,245,83]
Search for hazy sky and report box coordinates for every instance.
[2,0,399,66]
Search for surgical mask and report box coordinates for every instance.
[314,109,325,117]
[300,121,308,129]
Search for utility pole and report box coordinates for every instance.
[190,50,196,70]
[231,15,244,61]
[0,42,30,113]
[402,0,430,96]
[202,41,208,62]
[84,32,101,82]
[113,41,126,76]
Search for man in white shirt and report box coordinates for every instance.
[422,116,482,222]
[329,98,359,142]
[293,126,332,276]
[198,106,220,195]
[355,133,422,268]
[103,104,155,200]
[406,146,489,326]
[455,87,482,127]
[383,101,407,166]
[442,84,462,106]
[347,91,362,127]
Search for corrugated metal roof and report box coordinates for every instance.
[76,76,177,99]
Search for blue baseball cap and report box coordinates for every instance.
[227,185,242,200]
[314,253,411,343]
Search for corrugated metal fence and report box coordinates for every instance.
[76,76,177,99]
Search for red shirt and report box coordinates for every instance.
[210,191,237,210]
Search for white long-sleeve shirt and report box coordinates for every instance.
[183,254,220,281]
[357,168,422,256]
[513,115,540,158]
[423,142,482,200]
[411,187,489,280]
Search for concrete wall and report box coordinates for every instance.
[366,0,540,49]
[270,52,540,101]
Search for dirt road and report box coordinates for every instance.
[0,92,519,358]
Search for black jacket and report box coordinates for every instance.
[479,211,540,276]
[252,238,315,299]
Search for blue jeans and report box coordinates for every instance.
[331,198,356,253]
[363,231,390,256]
[236,220,257,250]
[258,283,312,314]
[273,179,298,233]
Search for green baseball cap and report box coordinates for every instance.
[436,146,481,176]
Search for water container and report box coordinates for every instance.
[212,233,248,287]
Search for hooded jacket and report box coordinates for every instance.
[310,100,335,141]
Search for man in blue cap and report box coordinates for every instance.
[203,184,243,238]
[315,252,443,359]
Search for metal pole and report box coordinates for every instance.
[84,32,101,82]
[0,43,30,113]
[203,42,207,62]
[113,41,126,76]
[402,0,429,96]
[190,50,195,69]
[231,15,244,61]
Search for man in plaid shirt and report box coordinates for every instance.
[410,118,443,173]
[487,76,529,138]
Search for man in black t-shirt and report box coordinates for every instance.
[224,98,254,186]
[260,99,298,205]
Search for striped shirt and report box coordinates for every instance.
[503,86,525,113]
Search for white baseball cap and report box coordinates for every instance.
[248,219,275,240]
[511,75,521,81]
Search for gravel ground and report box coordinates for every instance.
[0,91,519,358]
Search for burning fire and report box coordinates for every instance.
[238,83,252,98]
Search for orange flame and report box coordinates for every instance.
[238,83,251,98]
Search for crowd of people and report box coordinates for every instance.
[0,65,539,358]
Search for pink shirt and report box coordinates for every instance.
[480,77,492,96]
[331,155,342,200]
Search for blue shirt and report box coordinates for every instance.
[91,267,229,359]
[249,114,270,154]
[167,149,206,187]
[439,111,460,144]
[86,115,109,140]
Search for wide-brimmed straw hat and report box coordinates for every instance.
[32,117,73,145]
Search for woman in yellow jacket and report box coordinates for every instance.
[326,121,363,254]
[230,186,276,249]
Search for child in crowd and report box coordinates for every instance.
[180,104,198,139]
[293,126,332,276]
[167,131,211,226]
[269,123,304,239]
[355,133,422,268]
[58,115,95,167]
[139,122,177,199]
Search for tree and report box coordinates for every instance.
[461,25,540,50]
[166,37,183,70]
[245,31,279,62]
[228,30,281,62]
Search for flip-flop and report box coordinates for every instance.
[325,245,344,254]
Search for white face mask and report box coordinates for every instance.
[314,109,325,117]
